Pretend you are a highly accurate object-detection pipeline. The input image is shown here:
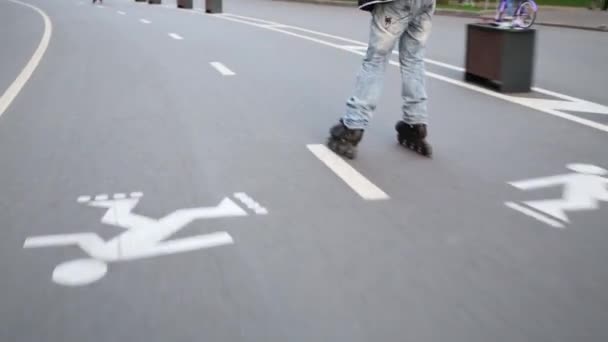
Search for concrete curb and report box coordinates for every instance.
[273,0,356,7]
[536,22,608,31]
[434,9,488,18]
[272,0,608,32]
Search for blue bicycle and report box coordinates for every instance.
[494,0,538,29]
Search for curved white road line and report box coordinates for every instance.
[0,0,52,119]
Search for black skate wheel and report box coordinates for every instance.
[327,138,356,160]
[420,143,433,158]
[327,138,338,150]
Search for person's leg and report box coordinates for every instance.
[328,1,410,159]
[399,6,432,125]
[341,3,409,129]
[395,2,434,156]
[506,0,516,17]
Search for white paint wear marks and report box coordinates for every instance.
[168,33,183,40]
[0,0,52,120]
[206,13,608,133]
[24,192,267,286]
[77,196,91,203]
[140,18,151,24]
[117,10,126,15]
[234,192,268,215]
[307,144,389,200]
[113,193,127,199]
[95,194,109,201]
[506,163,608,228]
[210,62,236,76]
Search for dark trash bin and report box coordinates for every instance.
[206,0,222,13]
[464,23,536,93]
[177,0,193,9]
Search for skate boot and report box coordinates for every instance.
[395,121,432,157]
[327,120,364,160]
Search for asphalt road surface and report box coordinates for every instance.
[1,0,607,341]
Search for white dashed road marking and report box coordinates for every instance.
[306,144,389,201]
[168,33,183,40]
[210,62,236,76]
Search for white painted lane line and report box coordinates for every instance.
[306,144,389,201]
[96,4,105,8]
[139,18,151,24]
[505,202,565,229]
[117,10,126,15]
[210,62,235,76]
[212,13,608,134]
[168,33,183,40]
[0,0,52,121]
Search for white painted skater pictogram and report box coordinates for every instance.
[506,164,608,228]
[24,192,267,286]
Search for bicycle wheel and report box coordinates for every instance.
[515,1,537,28]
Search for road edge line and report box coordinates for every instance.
[0,0,52,120]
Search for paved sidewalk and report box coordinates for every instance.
[528,6,608,30]
[275,0,608,31]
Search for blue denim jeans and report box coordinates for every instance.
[506,0,516,16]
[342,0,435,129]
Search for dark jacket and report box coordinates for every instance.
[358,0,394,11]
